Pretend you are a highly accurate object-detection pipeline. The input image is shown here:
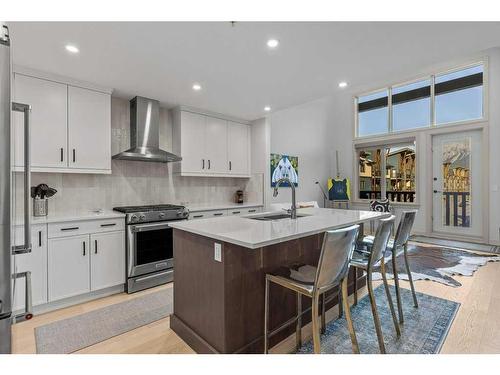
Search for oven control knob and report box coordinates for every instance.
[159,213,165,219]
[139,214,146,221]
[130,214,138,222]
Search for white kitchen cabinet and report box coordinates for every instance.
[189,209,228,220]
[90,231,125,291]
[11,224,48,311]
[13,74,67,169]
[227,121,250,176]
[68,86,111,170]
[48,235,90,302]
[173,108,251,177]
[178,111,206,173]
[12,68,112,174]
[205,116,228,173]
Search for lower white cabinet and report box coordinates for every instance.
[11,224,48,311]
[48,235,91,302]
[47,221,126,303]
[90,232,125,291]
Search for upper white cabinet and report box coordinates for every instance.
[13,69,112,174]
[205,116,228,173]
[173,108,251,177]
[227,121,250,175]
[13,74,68,169]
[68,86,111,170]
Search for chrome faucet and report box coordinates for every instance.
[273,177,297,219]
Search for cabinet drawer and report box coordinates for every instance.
[48,218,124,238]
[189,210,228,220]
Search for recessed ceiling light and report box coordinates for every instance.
[264,106,271,112]
[65,44,79,54]
[192,83,202,91]
[338,81,348,88]
[266,39,279,49]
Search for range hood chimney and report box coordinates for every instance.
[112,96,182,163]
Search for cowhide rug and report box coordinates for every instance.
[372,243,500,287]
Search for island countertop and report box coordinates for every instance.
[169,207,389,249]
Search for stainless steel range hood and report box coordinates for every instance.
[112,96,182,163]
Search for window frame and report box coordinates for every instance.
[354,61,487,139]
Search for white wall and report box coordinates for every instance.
[267,96,336,208]
[267,47,500,244]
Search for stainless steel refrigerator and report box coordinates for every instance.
[1,22,32,354]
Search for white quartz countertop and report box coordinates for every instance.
[15,210,125,226]
[169,207,390,249]
[187,202,264,212]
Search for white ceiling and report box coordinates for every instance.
[9,22,500,121]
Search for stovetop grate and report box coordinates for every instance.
[113,204,185,213]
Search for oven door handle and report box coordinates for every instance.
[130,222,173,233]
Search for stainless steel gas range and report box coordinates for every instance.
[113,204,189,293]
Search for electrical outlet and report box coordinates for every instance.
[214,242,222,262]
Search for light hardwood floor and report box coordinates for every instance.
[11,258,500,354]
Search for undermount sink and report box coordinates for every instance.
[247,213,309,221]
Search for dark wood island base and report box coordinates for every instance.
[171,229,365,354]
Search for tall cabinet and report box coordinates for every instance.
[13,68,112,174]
[172,108,251,177]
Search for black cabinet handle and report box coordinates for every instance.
[213,212,223,216]
[192,215,204,218]
[38,231,42,247]
[61,227,79,231]
[95,239,98,254]
[202,159,205,169]
[208,160,211,169]
[229,161,232,171]
[248,209,256,213]
[100,223,116,227]
[60,148,64,162]
[72,149,76,163]
[83,241,86,256]
[232,211,240,214]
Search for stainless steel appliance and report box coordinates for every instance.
[113,204,189,293]
[112,96,182,163]
[1,23,33,354]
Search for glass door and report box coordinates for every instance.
[432,130,483,237]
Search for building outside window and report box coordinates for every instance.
[358,142,416,203]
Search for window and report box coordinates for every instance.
[435,65,483,125]
[392,79,431,132]
[358,142,416,203]
[355,63,484,137]
[357,90,389,137]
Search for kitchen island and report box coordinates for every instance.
[169,208,389,353]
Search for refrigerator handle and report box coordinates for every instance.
[11,102,32,255]
[12,271,33,322]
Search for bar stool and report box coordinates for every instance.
[350,215,400,354]
[264,225,360,354]
[357,210,419,323]
[369,198,392,234]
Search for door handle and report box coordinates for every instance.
[38,231,42,247]
[433,190,442,193]
[60,148,64,162]
[95,239,98,254]
[12,102,32,255]
[83,241,86,256]
[73,148,76,163]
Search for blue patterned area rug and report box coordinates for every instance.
[297,285,459,354]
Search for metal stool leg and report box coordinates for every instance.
[264,277,270,354]
[338,285,343,318]
[403,243,419,308]
[321,293,326,334]
[353,268,358,306]
[391,247,404,324]
[296,292,302,350]
[311,293,321,354]
[342,277,360,354]
[367,271,386,354]
[381,262,401,337]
